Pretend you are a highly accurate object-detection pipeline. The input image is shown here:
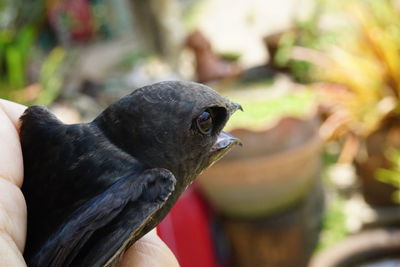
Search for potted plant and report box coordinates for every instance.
[312,0,400,207]
[197,85,323,266]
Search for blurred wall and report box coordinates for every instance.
[194,0,315,67]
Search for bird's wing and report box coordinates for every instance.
[27,168,176,267]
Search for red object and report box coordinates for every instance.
[47,0,95,42]
[157,184,217,267]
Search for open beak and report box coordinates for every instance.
[212,101,243,151]
[212,131,242,152]
[211,101,243,153]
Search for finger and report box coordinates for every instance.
[0,99,26,186]
[0,99,27,265]
[0,178,27,252]
[0,231,26,266]
[0,100,27,129]
[119,229,179,267]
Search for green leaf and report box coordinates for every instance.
[5,45,24,87]
[36,47,66,105]
[392,190,400,203]
[375,168,400,188]
[16,26,36,59]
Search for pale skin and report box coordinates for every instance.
[0,99,179,267]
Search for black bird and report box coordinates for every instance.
[20,81,242,267]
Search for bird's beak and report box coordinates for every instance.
[229,102,243,115]
[211,131,242,152]
[212,102,243,151]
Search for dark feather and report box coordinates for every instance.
[20,81,241,266]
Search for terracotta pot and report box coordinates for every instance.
[222,181,324,267]
[355,115,400,207]
[198,115,322,218]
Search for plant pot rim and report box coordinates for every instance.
[224,112,322,164]
[224,130,322,164]
[309,228,400,267]
[198,116,323,217]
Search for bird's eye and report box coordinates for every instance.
[196,110,213,135]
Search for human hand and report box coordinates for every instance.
[0,99,179,267]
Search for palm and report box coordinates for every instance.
[0,99,27,266]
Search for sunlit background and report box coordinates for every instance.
[1,0,400,266]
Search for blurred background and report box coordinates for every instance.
[1,0,400,266]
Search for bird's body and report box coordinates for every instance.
[20,81,241,266]
[21,115,142,262]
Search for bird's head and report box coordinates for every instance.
[94,81,241,185]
